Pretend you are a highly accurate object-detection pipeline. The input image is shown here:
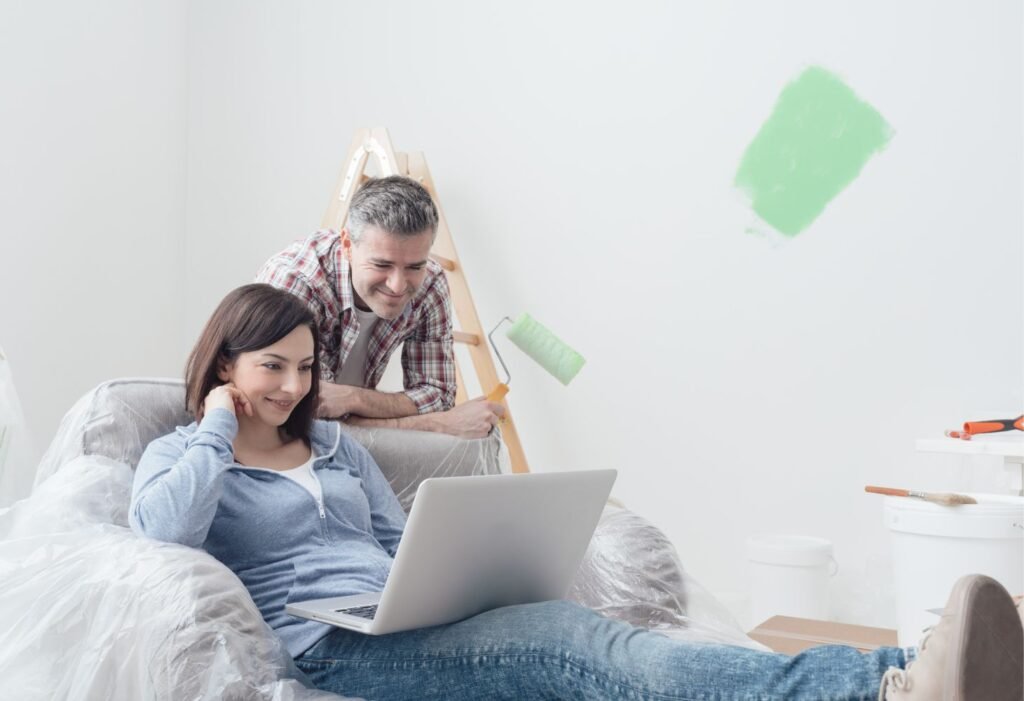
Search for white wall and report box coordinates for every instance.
[0,0,189,492]
[184,0,1023,626]
[2,0,1020,627]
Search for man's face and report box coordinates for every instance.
[342,225,433,320]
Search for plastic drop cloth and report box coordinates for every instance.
[32,378,512,514]
[338,423,509,512]
[569,503,767,650]
[32,378,192,491]
[2,376,762,701]
[0,454,349,700]
[0,347,35,507]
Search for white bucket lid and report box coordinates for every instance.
[746,534,833,567]
[884,493,1024,539]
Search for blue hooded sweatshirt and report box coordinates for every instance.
[129,407,407,658]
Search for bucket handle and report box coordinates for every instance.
[828,556,839,577]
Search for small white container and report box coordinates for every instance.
[884,493,1024,646]
[746,534,836,625]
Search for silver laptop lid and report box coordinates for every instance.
[370,469,616,635]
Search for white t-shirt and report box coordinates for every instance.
[335,306,379,388]
[247,454,321,501]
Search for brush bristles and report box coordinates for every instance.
[927,492,978,506]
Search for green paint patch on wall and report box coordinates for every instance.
[735,66,893,237]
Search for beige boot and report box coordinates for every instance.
[878,574,1023,701]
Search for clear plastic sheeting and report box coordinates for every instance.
[33,377,189,490]
[569,503,768,651]
[0,347,35,507]
[3,376,763,701]
[0,454,351,701]
[32,377,511,513]
[340,423,509,511]
[0,377,511,700]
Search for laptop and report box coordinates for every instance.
[285,469,616,635]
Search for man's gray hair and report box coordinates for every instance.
[346,176,439,242]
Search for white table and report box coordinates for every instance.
[916,433,1024,496]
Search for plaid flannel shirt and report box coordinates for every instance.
[256,230,456,414]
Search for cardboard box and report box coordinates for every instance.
[749,616,899,655]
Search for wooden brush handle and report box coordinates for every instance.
[865,485,910,497]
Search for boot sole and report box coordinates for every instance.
[945,574,1024,701]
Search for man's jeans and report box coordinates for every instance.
[294,600,905,700]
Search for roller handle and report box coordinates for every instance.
[865,485,910,497]
[963,415,1024,435]
[486,383,509,403]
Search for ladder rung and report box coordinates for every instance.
[453,330,480,346]
[430,253,457,271]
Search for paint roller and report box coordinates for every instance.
[484,313,585,402]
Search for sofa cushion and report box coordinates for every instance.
[35,378,509,505]
[339,424,508,511]
[35,378,188,487]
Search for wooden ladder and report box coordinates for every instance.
[321,127,529,473]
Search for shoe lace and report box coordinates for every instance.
[916,626,933,655]
[877,667,907,701]
[877,626,933,701]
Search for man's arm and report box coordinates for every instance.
[319,382,504,439]
[346,397,505,439]
[318,381,420,419]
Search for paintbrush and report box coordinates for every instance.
[864,485,977,506]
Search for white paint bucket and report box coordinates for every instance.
[746,534,836,625]
[884,493,1024,646]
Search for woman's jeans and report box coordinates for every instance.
[294,601,905,700]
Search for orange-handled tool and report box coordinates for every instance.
[486,383,509,402]
[963,415,1024,435]
[482,313,585,409]
[481,319,509,405]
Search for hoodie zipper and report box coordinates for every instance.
[303,457,329,541]
[310,465,327,520]
[234,457,330,540]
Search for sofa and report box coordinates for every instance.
[0,378,760,700]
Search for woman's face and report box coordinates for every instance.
[219,325,315,428]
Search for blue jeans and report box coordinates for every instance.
[294,601,905,700]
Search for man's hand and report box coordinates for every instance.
[432,397,505,439]
[316,382,360,419]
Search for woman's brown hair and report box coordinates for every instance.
[185,284,320,441]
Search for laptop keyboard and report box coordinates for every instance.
[333,604,378,620]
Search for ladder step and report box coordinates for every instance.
[430,253,457,271]
[453,330,480,346]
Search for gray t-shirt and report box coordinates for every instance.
[335,307,379,387]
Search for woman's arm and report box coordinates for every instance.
[345,439,407,557]
[129,408,238,547]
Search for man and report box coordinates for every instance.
[257,176,503,438]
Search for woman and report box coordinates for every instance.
[130,284,1021,701]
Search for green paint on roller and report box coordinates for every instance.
[734,66,893,237]
[505,313,585,385]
